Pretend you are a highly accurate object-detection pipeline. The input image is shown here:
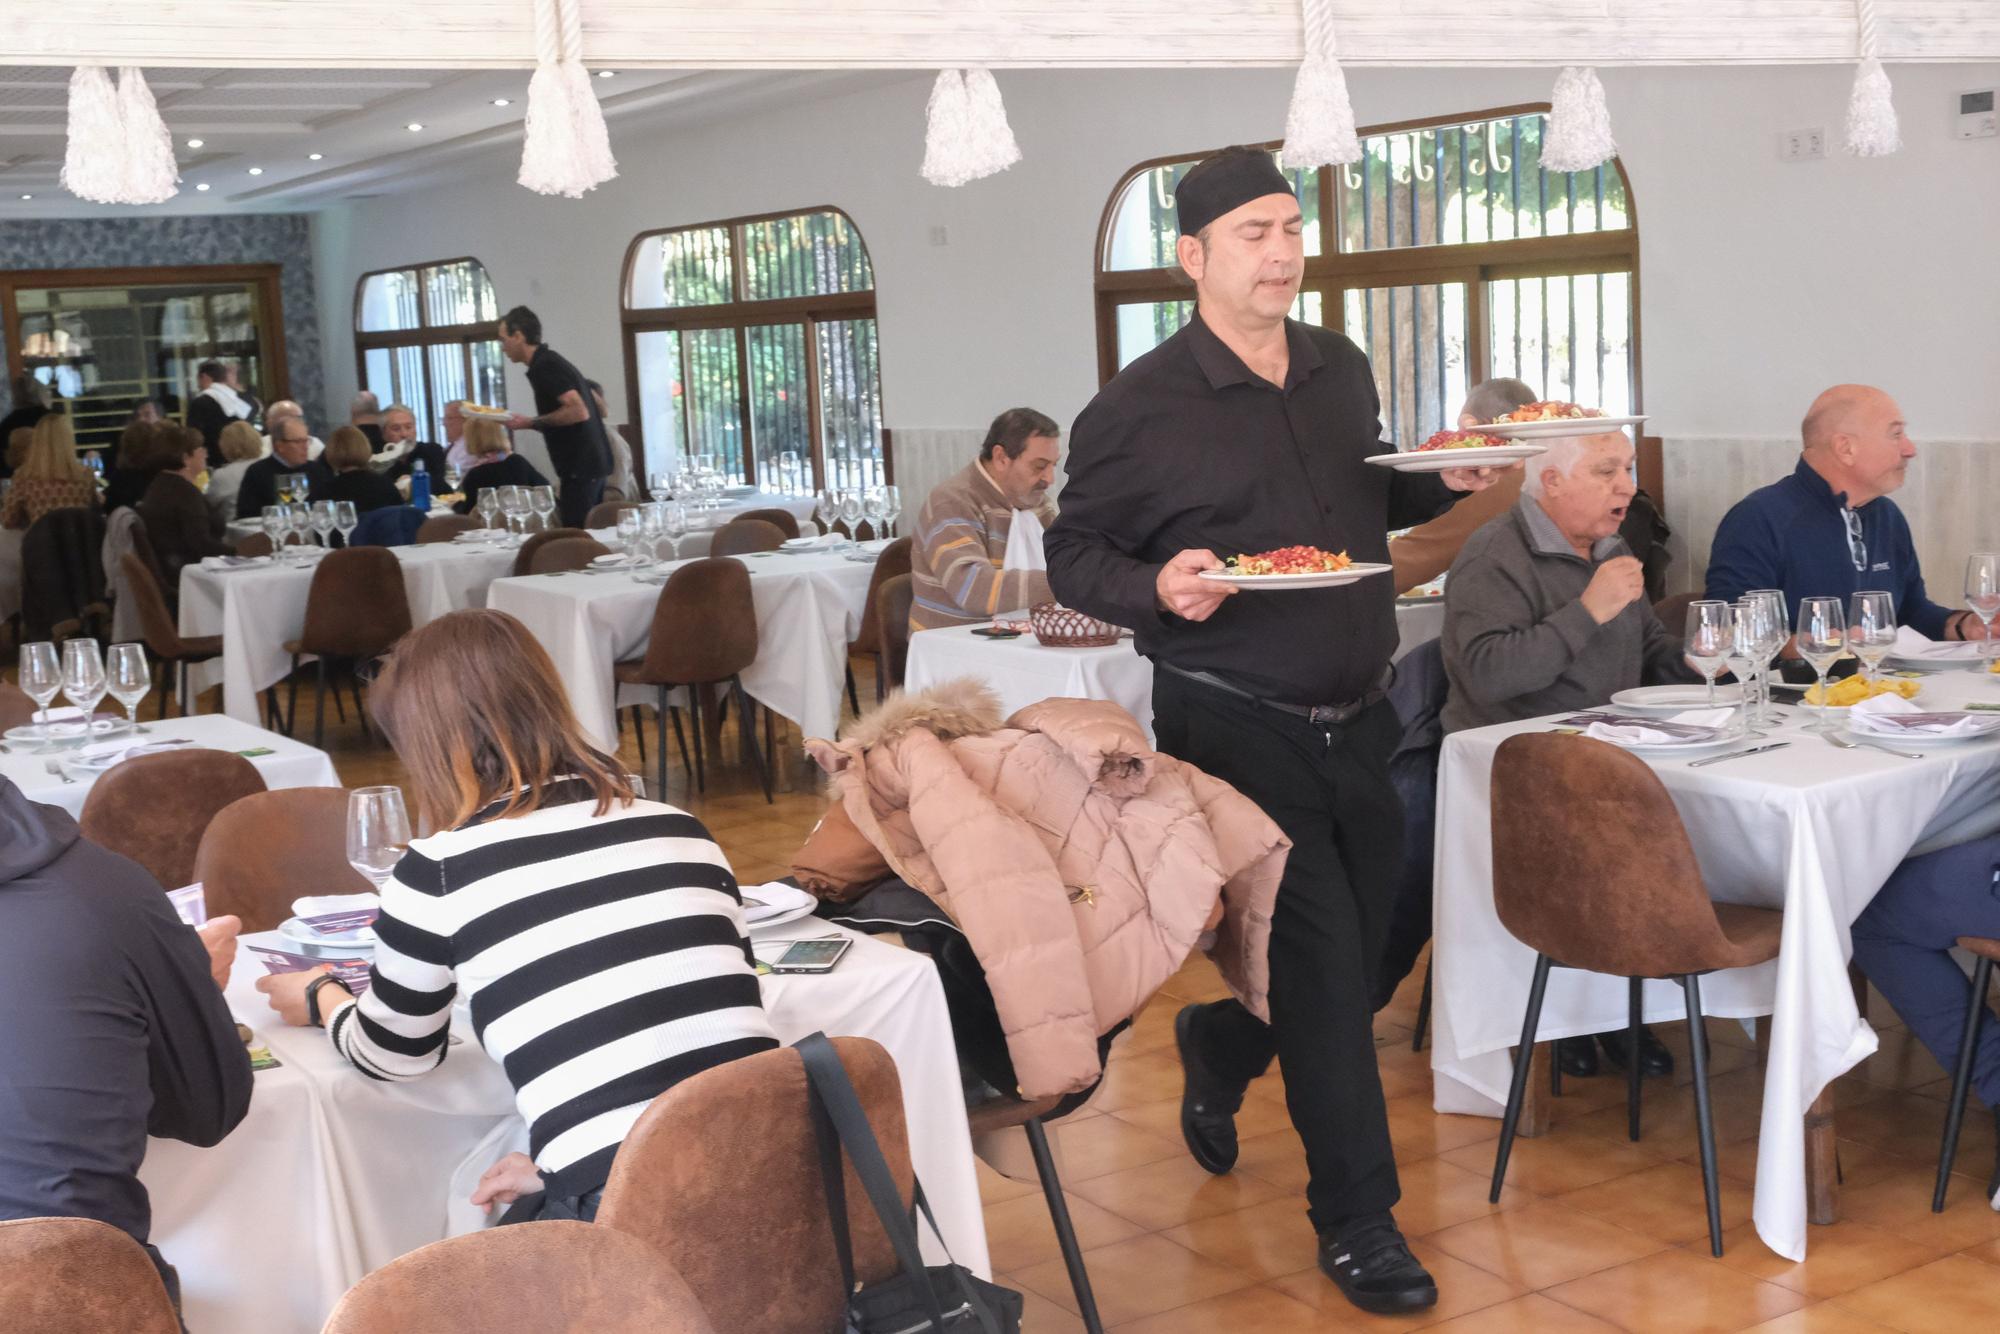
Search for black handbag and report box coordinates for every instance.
[796,1032,1024,1334]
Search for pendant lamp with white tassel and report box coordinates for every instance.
[61,66,126,204]
[518,0,618,198]
[116,68,180,205]
[1541,67,1617,173]
[1282,0,1362,168]
[1843,0,1900,156]
[921,67,1021,187]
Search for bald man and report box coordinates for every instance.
[1706,385,1984,642]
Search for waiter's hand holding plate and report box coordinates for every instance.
[1156,548,1236,620]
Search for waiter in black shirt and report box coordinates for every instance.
[1046,147,1503,1317]
[499,305,614,528]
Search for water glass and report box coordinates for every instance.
[476,489,502,530]
[61,639,107,724]
[346,786,412,889]
[1849,590,1897,685]
[616,508,645,563]
[862,488,887,542]
[261,504,289,555]
[444,464,464,494]
[287,503,313,557]
[839,489,864,541]
[778,450,801,496]
[1745,589,1788,725]
[499,486,529,536]
[1796,597,1848,734]
[531,485,557,531]
[1966,553,2000,661]
[813,489,835,536]
[106,642,150,726]
[882,484,902,539]
[1684,601,1731,708]
[1727,604,1767,739]
[334,500,359,548]
[18,641,61,734]
[310,500,338,548]
[661,502,688,560]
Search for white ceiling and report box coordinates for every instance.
[0,65,894,218]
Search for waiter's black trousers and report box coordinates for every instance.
[557,475,606,530]
[1152,671,1404,1232]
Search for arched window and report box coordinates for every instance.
[353,257,506,443]
[620,207,887,493]
[1095,105,1639,446]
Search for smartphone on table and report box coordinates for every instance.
[767,937,852,974]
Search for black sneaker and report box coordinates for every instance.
[1557,1035,1600,1078]
[1598,1024,1675,1078]
[1317,1215,1439,1315]
[1174,1004,1244,1175]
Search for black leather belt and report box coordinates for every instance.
[1160,662,1391,727]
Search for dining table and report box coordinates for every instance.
[140,916,987,1334]
[0,712,339,816]
[1429,664,2000,1262]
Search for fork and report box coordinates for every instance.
[1822,730,1924,761]
[43,758,74,785]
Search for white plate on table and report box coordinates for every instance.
[1479,414,1648,439]
[1197,563,1392,591]
[5,715,131,744]
[61,738,193,774]
[1363,443,1547,473]
[742,883,820,933]
[1569,725,1735,753]
[460,405,510,421]
[1883,643,1993,672]
[279,915,379,951]
[1609,685,1745,712]
[1846,713,2000,747]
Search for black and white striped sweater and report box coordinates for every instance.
[326,786,779,1194]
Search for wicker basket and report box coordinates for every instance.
[1029,602,1122,648]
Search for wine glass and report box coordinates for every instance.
[661,502,688,561]
[1796,597,1848,735]
[882,484,902,540]
[1727,603,1768,739]
[616,508,644,564]
[838,488,864,544]
[531,485,557,533]
[778,449,800,496]
[287,503,313,557]
[346,786,412,890]
[1745,589,1788,726]
[1849,590,1897,687]
[813,489,834,537]
[310,500,338,548]
[1683,601,1731,709]
[1966,553,2000,663]
[640,502,665,561]
[106,642,150,729]
[17,641,61,736]
[499,486,528,537]
[861,488,887,543]
[476,489,502,530]
[261,504,289,557]
[61,639,107,732]
[334,500,359,549]
[444,463,464,493]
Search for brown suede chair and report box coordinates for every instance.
[612,557,770,802]
[847,537,913,709]
[597,1038,908,1334]
[1485,732,1784,1258]
[78,750,267,890]
[585,500,641,529]
[282,547,414,748]
[736,505,801,540]
[710,518,786,558]
[193,787,372,932]
[121,553,224,719]
[875,573,915,698]
[320,1221,717,1334]
[1652,591,1702,631]
[415,514,481,545]
[0,683,38,731]
[529,536,613,574]
[1934,934,2000,1211]
[0,1217,181,1334]
[235,532,275,558]
[511,526,589,577]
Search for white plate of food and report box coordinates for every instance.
[1775,677,1922,711]
[460,403,511,421]
[1198,547,1391,591]
[1480,412,1648,439]
[1609,685,1746,712]
[1365,429,1548,473]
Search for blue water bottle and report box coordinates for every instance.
[409,459,431,510]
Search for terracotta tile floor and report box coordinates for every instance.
[287,673,2000,1329]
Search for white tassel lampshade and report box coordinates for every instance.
[517,0,618,198]
[1541,67,1617,173]
[61,66,126,204]
[1282,0,1362,168]
[921,67,1020,187]
[1843,1,1901,157]
[116,67,180,205]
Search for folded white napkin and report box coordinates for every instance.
[68,738,196,767]
[780,533,840,552]
[1003,516,1048,573]
[1584,708,1733,746]
[738,881,817,925]
[1848,694,1990,736]
[199,554,272,571]
[1890,627,1985,660]
[292,892,381,920]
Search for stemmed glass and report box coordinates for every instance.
[1849,590,1897,687]
[287,504,313,558]
[882,484,902,540]
[616,508,645,564]
[839,488,864,543]
[661,502,688,562]
[1726,603,1768,739]
[310,500,338,549]
[813,489,835,538]
[779,450,800,497]
[862,488,887,543]
[499,486,529,538]
[444,463,464,494]
[61,639,107,733]
[640,502,665,561]
[334,500,359,549]
[1797,597,1849,735]
[476,489,502,531]
[1966,553,2000,662]
[531,485,557,532]
[1684,601,1732,709]
[17,641,61,736]
[106,643,150,729]
[261,505,289,558]
[1745,589,1788,726]
[346,786,412,890]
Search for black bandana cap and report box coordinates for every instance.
[1174,147,1296,238]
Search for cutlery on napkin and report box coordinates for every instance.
[1559,708,1734,746]
[1847,694,1992,737]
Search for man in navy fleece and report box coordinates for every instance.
[1706,384,1988,644]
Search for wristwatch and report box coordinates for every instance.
[305,973,354,1028]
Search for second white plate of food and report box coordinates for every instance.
[1198,563,1393,591]
[1609,685,1746,712]
[1365,443,1548,473]
[1480,413,1649,439]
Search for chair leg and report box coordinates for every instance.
[653,689,669,803]
[331,667,347,723]
[631,706,647,767]
[845,662,860,718]
[735,677,774,804]
[1934,954,1994,1212]
[1551,1037,1563,1099]
[1412,962,1432,1053]
[176,661,190,718]
[1023,1118,1105,1334]
[1681,973,1725,1256]
[350,671,370,741]
[1628,976,1645,1143]
[1491,953,1553,1202]
[263,686,281,732]
[312,657,328,751]
[670,706,693,786]
[285,656,300,736]
[687,687,708,794]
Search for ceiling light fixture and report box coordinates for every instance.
[407,122,424,132]
[492,98,511,107]
[596,70,615,79]
[195,182,211,191]
[20,194,32,201]
[247,167,264,176]
[308,152,323,161]
[187,138,205,148]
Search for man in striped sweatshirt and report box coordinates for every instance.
[909,408,1061,631]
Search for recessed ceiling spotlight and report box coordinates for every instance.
[492,98,511,107]
[195,183,211,192]
[19,194,32,201]
[247,167,264,176]
[406,122,424,132]
[187,138,205,148]
[307,152,323,161]
[596,70,615,79]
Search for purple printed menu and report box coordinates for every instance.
[248,946,373,995]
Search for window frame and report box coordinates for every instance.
[1091,103,1651,489]
[351,255,505,440]
[617,205,891,496]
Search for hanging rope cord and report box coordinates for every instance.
[1855,0,1880,60]
[1302,0,1336,60]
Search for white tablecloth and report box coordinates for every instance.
[142,919,985,1334]
[179,543,521,723]
[487,550,873,752]
[902,600,1449,745]
[0,714,339,817]
[1431,668,2000,1262]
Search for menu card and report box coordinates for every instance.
[248,946,372,994]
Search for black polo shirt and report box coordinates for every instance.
[1045,311,1457,706]
[524,344,612,481]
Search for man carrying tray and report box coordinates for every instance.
[1044,146,1501,1316]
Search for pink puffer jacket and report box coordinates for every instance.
[808,682,1288,1099]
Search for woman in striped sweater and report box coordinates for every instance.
[256,609,778,1221]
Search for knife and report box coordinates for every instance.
[1688,741,1792,768]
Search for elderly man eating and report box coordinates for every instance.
[1440,427,1696,1078]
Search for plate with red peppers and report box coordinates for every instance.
[1364,428,1548,473]
[1198,546,1392,590]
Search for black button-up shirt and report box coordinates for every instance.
[525,344,613,481]
[1046,312,1457,706]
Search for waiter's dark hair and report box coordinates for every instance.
[501,305,543,346]
[980,408,1060,463]
[196,359,228,383]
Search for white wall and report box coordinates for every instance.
[311,61,2000,540]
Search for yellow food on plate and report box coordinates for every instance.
[1803,676,1920,707]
